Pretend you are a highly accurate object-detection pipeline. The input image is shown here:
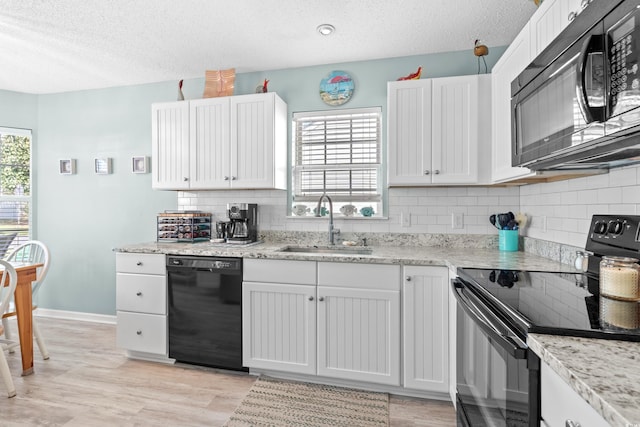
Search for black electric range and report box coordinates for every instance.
[457,214,640,343]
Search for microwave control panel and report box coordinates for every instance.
[609,8,640,114]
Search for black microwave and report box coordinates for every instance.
[512,0,640,170]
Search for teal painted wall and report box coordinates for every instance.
[3,47,506,316]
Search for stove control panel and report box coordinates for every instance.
[587,214,640,250]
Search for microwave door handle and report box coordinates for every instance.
[452,280,528,359]
[576,34,605,123]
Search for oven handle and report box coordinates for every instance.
[452,279,528,359]
[576,33,605,124]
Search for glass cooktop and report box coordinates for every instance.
[457,267,640,342]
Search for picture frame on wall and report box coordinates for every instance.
[59,159,76,175]
[132,156,149,174]
[94,158,112,174]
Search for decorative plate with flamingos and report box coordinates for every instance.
[319,70,354,106]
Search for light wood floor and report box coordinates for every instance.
[0,318,455,426]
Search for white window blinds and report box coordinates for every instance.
[292,107,382,203]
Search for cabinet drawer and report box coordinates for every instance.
[116,273,166,314]
[116,311,167,355]
[318,262,400,290]
[116,253,166,275]
[244,259,316,285]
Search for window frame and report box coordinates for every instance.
[291,107,383,218]
[0,127,33,251]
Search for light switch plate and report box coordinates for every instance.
[401,212,411,227]
[452,213,464,229]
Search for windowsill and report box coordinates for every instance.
[286,215,389,220]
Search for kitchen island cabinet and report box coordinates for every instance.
[387,74,491,186]
[152,92,287,190]
[402,266,449,394]
[115,253,168,359]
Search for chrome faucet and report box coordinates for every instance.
[315,193,340,245]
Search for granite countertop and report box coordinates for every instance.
[114,240,575,272]
[529,334,640,426]
[115,239,633,424]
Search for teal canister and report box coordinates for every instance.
[498,229,519,251]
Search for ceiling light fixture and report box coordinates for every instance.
[317,24,335,36]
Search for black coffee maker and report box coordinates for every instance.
[226,203,258,244]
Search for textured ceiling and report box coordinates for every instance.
[0,0,537,94]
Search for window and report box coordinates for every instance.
[292,107,382,217]
[0,127,31,254]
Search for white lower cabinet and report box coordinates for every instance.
[115,253,167,358]
[242,282,316,374]
[317,285,400,385]
[243,259,401,386]
[402,266,449,393]
[540,362,609,427]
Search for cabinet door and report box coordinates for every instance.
[242,282,316,375]
[431,75,479,184]
[189,98,231,189]
[387,80,432,186]
[541,362,609,427]
[531,0,583,58]
[403,266,449,392]
[231,93,279,189]
[317,286,400,386]
[152,102,190,189]
[491,24,535,183]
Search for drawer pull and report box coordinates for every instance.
[424,170,430,175]
[406,276,412,281]
[565,421,581,427]
[319,297,325,302]
[136,261,143,266]
[308,296,314,301]
[136,330,142,335]
[136,291,142,296]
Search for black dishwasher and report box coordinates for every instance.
[167,256,246,371]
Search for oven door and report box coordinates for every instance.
[452,279,540,427]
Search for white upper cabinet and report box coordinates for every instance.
[189,97,231,189]
[532,0,586,57]
[491,24,536,183]
[388,74,491,186]
[152,92,287,190]
[152,101,191,190]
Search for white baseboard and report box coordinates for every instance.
[34,308,117,325]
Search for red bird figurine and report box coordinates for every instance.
[397,66,422,81]
[256,79,269,93]
[178,79,185,101]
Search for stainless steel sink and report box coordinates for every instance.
[278,245,373,255]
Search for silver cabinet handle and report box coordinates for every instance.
[136,261,143,266]
[231,176,237,181]
[580,0,589,9]
[319,297,325,302]
[224,176,229,181]
[568,11,577,21]
[136,330,142,335]
[406,276,412,281]
[565,421,581,427]
[308,296,314,301]
[424,170,430,175]
[183,177,188,181]
[434,170,440,174]
[136,291,142,296]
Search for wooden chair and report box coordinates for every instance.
[0,233,17,259]
[1,241,51,360]
[0,260,19,397]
